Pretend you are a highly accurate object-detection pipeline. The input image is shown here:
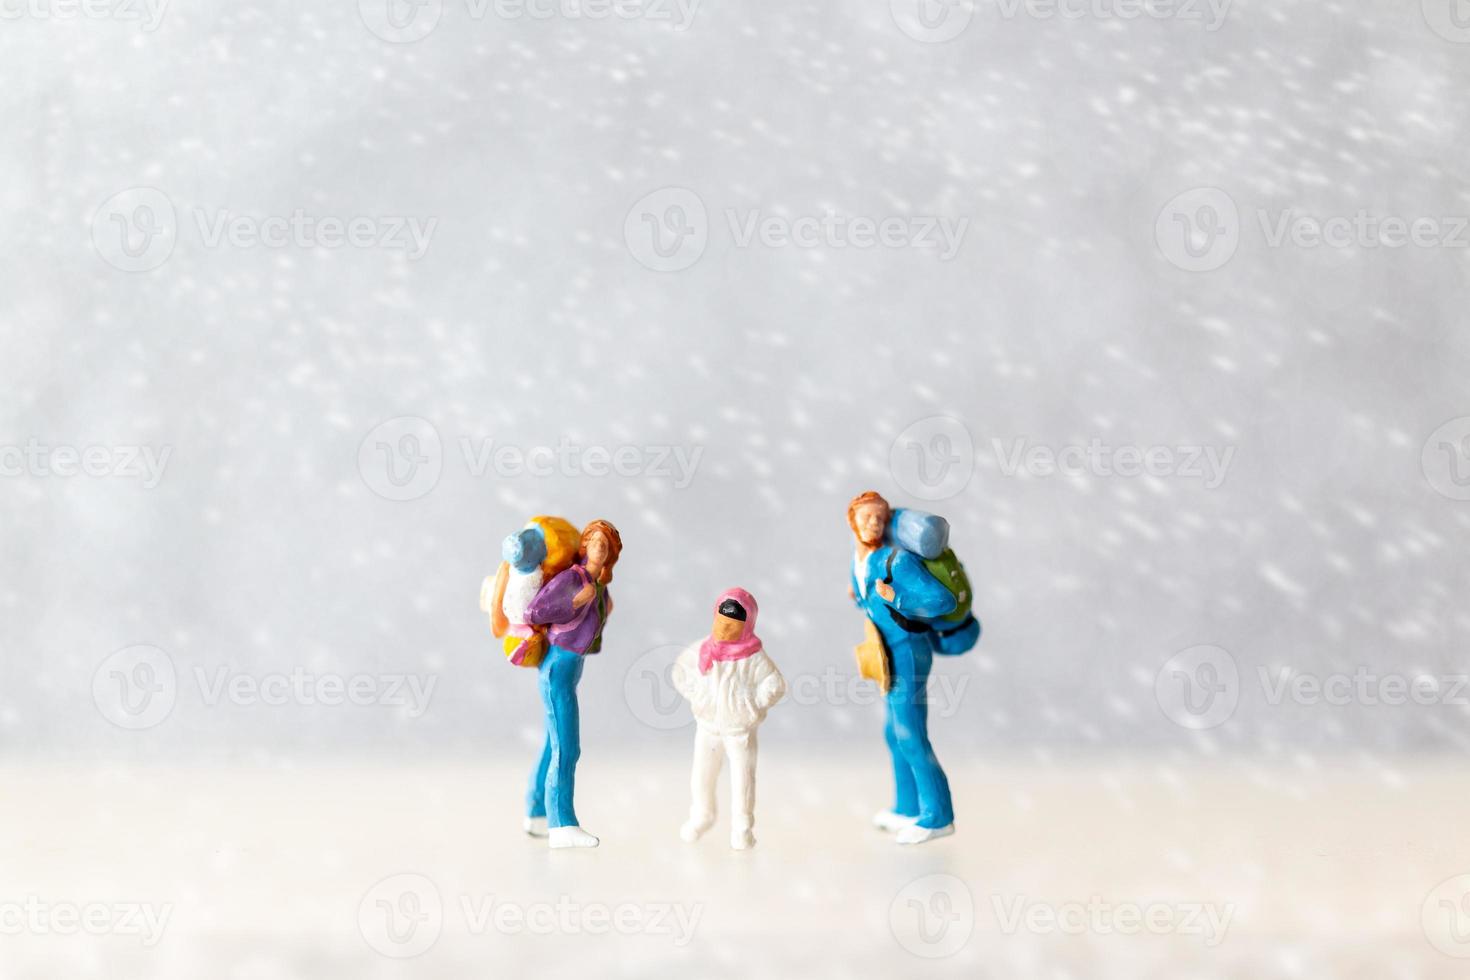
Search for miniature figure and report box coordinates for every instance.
[672,588,785,850]
[520,519,623,849]
[848,491,979,845]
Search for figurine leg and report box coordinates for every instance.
[539,645,586,830]
[882,702,920,819]
[887,640,954,831]
[681,726,722,842]
[726,728,757,849]
[526,733,551,819]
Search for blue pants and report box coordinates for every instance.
[882,633,955,828]
[526,644,585,828]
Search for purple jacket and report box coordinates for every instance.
[526,563,611,654]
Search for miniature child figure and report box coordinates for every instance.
[672,589,785,850]
[482,516,582,667]
[848,490,978,846]
[522,520,622,849]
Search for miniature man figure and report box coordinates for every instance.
[672,589,785,850]
[848,491,959,845]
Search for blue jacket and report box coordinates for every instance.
[851,545,957,648]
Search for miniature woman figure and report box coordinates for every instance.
[672,589,786,850]
[522,520,622,849]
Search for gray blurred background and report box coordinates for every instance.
[7,3,1470,978]
[2,0,1469,766]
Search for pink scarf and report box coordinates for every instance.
[698,588,763,674]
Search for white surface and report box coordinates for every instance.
[1,760,1465,977]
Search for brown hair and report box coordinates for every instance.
[579,519,623,585]
[846,490,890,534]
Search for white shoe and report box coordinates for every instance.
[896,823,955,846]
[730,829,755,850]
[872,810,920,832]
[680,816,714,843]
[548,826,600,849]
[523,816,547,837]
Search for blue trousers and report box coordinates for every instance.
[526,644,585,828]
[883,632,955,828]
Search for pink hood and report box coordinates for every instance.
[698,588,763,674]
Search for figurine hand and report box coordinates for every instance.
[875,581,896,603]
[572,582,596,609]
[847,585,855,602]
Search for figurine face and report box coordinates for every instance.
[711,613,744,642]
[584,530,610,569]
[852,502,889,547]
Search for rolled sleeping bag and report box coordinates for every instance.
[887,507,950,560]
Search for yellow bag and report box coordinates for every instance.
[505,630,547,668]
[854,619,891,694]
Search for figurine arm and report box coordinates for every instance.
[525,567,582,626]
[754,654,786,711]
[887,551,958,620]
[487,562,511,637]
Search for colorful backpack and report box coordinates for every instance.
[885,508,981,656]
